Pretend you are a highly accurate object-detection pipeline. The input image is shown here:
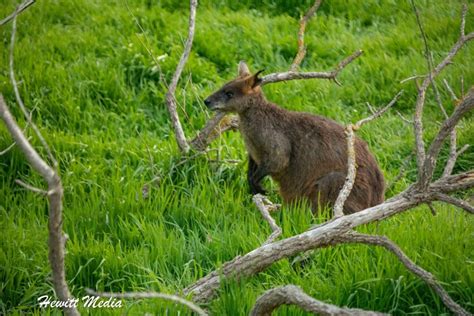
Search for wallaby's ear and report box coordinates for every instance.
[238,61,251,78]
[251,69,265,88]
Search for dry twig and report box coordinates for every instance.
[443,79,459,101]
[86,289,207,316]
[290,0,323,70]
[15,179,48,195]
[0,0,35,26]
[190,113,239,151]
[164,0,198,153]
[333,91,403,217]
[434,193,474,215]
[253,194,282,245]
[262,50,363,86]
[250,285,386,316]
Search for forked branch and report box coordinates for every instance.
[261,50,363,86]
[333,91,403,217]
[253,194,282,245]
[0,0,35,26]
[164,0,198,153]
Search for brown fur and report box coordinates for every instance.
[204,62,385,214]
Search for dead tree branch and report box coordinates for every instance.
[411,4,474,185]
[443,144,469,178]
[0,0,35,26]
[164,0,197,153]
[335,231,470,316]
[443,79,459,101]
[0,96,79,316]
[183,194,430,302]
[15,179,48,195]
[253,194,282,245]
[421,89,474,186]
[250,285,386,316]
[190,113,239,152]
[333,91,402,217]
[434,193,474,215]
[86,289,207,316]
[290,0,323,70]
[261,50,363,86]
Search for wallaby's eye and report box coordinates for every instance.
[225,91,234,99]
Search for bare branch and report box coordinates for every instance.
[430,170,474,194]
[0,95,78,316]
[400,74,426,84]
[261,50,363,86]
[460,3,467,37]
[396,111,412,124]
[190,113,239,151]
[421,89,474,187]
[333,91,402,217]
[434,193,474,214]
[9,10,58,168]
[164,0,198,153]
[0,0,35,26]
[333,125,356,218]
[15,179,47,195]
[443,79,459,101]
[442,130,458,178]
[411,2,474,183]
[250,285,386,316]
[86,289,207,316]
[184,194,422,302]
[335,231,471,316]
[355,91,403,127]
[253,194,282,245]
[290,0,323,71]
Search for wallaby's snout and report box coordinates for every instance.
[202,94,223,111]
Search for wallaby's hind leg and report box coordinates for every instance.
[310,172,368,214]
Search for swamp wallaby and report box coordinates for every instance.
[204,62,385,214]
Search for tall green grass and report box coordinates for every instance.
[0,0,473,314]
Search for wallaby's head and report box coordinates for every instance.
[204,61,264,113]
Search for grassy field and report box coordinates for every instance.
[1,0,473,314]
